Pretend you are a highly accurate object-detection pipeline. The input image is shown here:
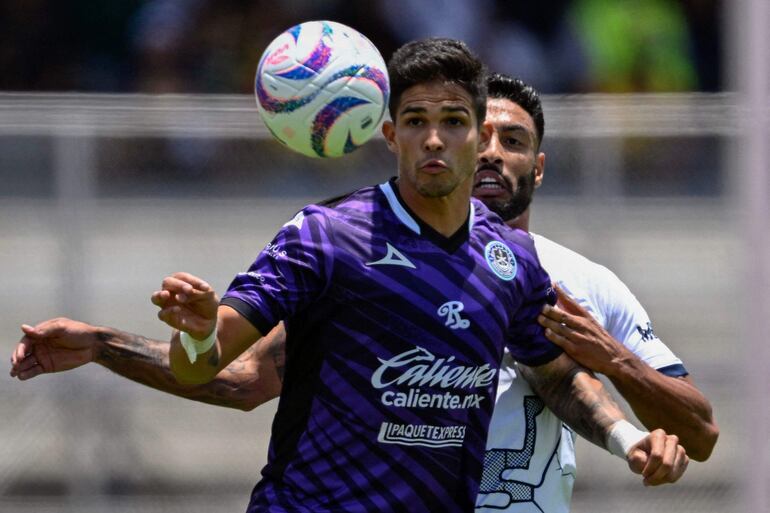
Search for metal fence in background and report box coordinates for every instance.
[0,91,763,512]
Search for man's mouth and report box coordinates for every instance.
[420,159,448,174]
[473,166,510,196]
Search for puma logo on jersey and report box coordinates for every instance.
[636,322,656,342]
[366,242,416,269]
[438,301,470,330]
[282,211,304,230]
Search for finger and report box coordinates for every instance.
[641,430,667,478]
[19,322,48,352]
[182,287,217,304]
[169,272,212,293]
[151,289,173,307]
[643,436,679,485]
[11,347,41,376]
[626,447,647,475]
[14,339,34,365]
[29,318,68,338]
[157,305,200,330]
[538,314,575,339]
[553,284,591,317]
[17,364,46,381]
[656,445,688,485]
[673,449,689,481]
[538,322,573,350]
[21,323,39,336]
[161,276,198,296]
[13,354,41,374]
[541,304,581,329]
[159,279,212,304]
[11,344,20,366]
[157,305,183,328]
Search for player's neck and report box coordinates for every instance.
[506,208,531,232]
[397,178,472,238]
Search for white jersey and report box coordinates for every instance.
[476,233,686,513]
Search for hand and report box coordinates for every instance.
[626,429,689,486]
[151,272,219,339]
[537,284,631,376]
[9,318,98,380]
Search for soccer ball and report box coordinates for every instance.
[255,20,390,158]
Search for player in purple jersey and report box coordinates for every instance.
[158,38,573,512]
[11,40,688,511]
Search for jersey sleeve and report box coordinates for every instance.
[598,267,687,376]
[505,234,563,367]
[221,207,335,335]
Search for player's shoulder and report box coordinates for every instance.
[531,233,641,316]
[287,183,380,226]
[315,183,379,210]
[532,233,624,285]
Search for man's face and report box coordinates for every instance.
[383,81,489,199]
[473,97,544,222]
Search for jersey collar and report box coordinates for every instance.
[379,177,474,253]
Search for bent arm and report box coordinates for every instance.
[521,353,690,486]
[95,322,285,411]
[168,304,263,385]
[538,286,718,461]
[518,353,625,450]
[605,359,718,461]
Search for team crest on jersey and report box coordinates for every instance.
[484,241,517,281]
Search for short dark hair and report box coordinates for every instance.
[387,38,487,125]
[486,72,545,149]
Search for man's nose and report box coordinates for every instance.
[478,137,502,164]
[423,128,445,152]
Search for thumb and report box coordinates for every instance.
[28,318,72,338]
[626,447,647,475]
[21,324,43,338]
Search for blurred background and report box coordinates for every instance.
[0,0,722,95]
[1,0,768,512]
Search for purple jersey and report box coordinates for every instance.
[221,179,561,513]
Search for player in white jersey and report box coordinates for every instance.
[473,73,718,512]
[9,72,704,503]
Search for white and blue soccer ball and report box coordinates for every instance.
[255,20,390,158]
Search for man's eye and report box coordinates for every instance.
[406,118,422,126]
[446,117,464,126]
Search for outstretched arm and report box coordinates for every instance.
[538,285,718,461]
[518,353,689,486]
[9,318,285,411]
[95,324,284,410]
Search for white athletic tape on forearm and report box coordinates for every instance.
[179,328,217,364]
[606,420,648,459]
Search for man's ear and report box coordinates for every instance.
[382,120,398,154]
[534,152,545,188]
